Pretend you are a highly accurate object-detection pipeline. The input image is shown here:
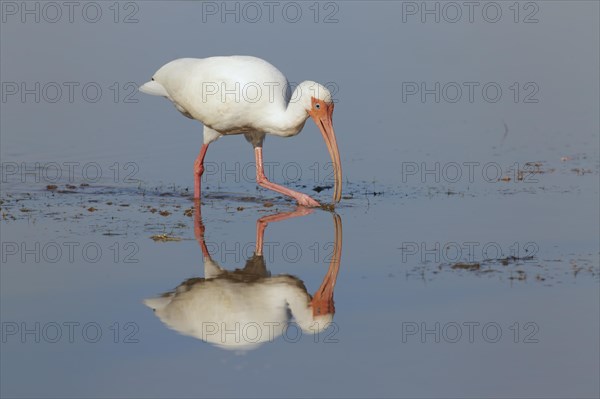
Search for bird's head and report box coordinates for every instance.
[298,81,341,203]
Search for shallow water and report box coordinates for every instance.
[1,1,599,398]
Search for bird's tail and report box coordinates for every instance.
[139,80,169,97]
[143,295,172,311]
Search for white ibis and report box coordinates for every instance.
[139,56,342,207]
[144,208,342,350]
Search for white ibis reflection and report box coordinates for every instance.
[144,207,342,351]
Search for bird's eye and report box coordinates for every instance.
[315,103,321,110]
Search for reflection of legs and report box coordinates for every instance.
[311,214,343,316]
[254,147,320,208]
[194,144,209,200]
[255,207,314,256]
[193,202,209,258]
[194,203,226,278]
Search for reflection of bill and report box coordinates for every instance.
[145,207,342,351]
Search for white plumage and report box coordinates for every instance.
[144,271,333,351]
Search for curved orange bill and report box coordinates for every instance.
[310,102,342,203]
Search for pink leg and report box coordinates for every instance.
[255,207,314,255]
[194,144,209,200]
[193,203,210,258]
[255,147,320,207]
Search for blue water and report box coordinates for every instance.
[1,1,599,398]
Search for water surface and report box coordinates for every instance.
[1,1,599,398]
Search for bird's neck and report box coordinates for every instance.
[262,87,310,137]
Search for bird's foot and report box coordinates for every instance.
[292,206,316,217]
[297,194,320,208]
